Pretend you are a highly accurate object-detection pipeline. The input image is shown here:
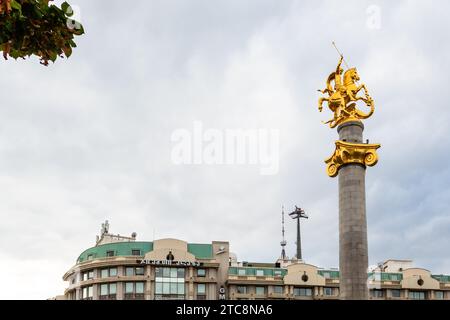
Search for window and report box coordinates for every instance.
[237,286,247,294]
[100,284,108,296]
[324,287,334,296]
[197,284,206,295]
[87,254,93,261]
[274,270,283,277]
[435,291,444,300]
[132,249,141,256]
[256,269,264,277]
[99,283,117,300]
[82,270,94,281]
[409,291,426,300]
[273,286,283,294]
[124,282,145,300]
[126,267,134,276]
[101,268,117,278]
[109,268,117,277]
[294,287,312,296]
[197,269,206,277]
[106,251,115,257]
[323,272,331,279]
[125,282,134,294]
[391,289,401,298]
[197,284,206,300]
[81,286,93,300]
[238,269,246,276]
[154,268,185,300]
[136,282,144,294]
[371,289,384,298]
[390,274,401,281]
[125,267,145,276]
[255,287,265,295]
[136,267,144,275]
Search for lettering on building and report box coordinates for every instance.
[139,259,202,267]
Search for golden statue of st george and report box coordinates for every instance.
[318,55,375,128]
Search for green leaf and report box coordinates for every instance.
[49,50,58,62]
[10,0,22,15]
[62,45,72,57]
[73,23,84,35]
[61,2,73,17]
[10,49,20,59]
[68,39,77,47]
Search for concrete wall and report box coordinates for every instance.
[284,263,326,286]
[402,268,440,290]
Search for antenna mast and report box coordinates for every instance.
[280,206,287,260]
[289,206,309,260]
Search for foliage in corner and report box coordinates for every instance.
[0,0,84,65]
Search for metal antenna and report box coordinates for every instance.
[280,206,287,260]
[332,41,349,69]
[289,206,309,260]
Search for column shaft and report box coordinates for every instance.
[337,121,369,300]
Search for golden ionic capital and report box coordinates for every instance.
[325,141,381,177]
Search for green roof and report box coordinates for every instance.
[77,242,153,263]
[367,272,403,281]
[432,275,450,283]
[320,272,449,282]
[381,272,403,281]
[318,270,340,279]
[228,268,450,283]
[77,241,214,263]
[229,267,287,277]
[187,243,213,259]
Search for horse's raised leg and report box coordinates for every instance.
[360,84,370,97]
[318,98,328,112]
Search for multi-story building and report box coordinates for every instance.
[227,259,450,300]
[60,222,450,300]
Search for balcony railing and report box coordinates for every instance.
[124,293,145,300]
[99,294,117,300]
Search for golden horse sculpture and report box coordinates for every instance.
[318,56,374,128]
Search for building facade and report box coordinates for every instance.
[60,223,450,300]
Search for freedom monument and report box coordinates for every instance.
[318,44,380,300]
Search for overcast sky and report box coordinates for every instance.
[0,0,449,299]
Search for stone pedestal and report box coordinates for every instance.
[337,121,369,300]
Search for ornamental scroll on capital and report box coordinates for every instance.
[325,141,381,177]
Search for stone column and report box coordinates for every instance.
[93,283,99,300]
[117,280,124,300]
[146,265,152,300]
[337,121,368,300]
